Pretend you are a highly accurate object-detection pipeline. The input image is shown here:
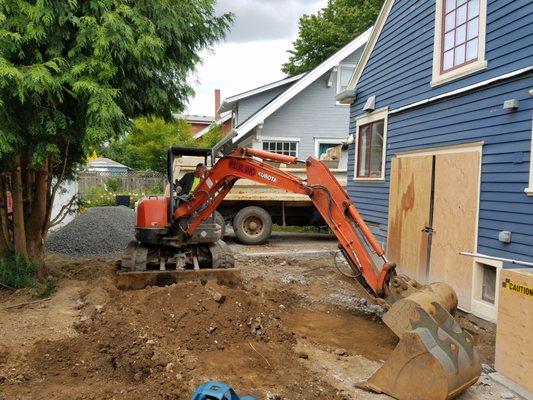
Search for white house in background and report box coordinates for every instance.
[217,27,372,162]
[86,157,131,174]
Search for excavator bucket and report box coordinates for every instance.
[361,285,481,400]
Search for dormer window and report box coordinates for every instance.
[432,0,487,86]
[337,64,355,94]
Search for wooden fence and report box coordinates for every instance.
[78,171,166,196]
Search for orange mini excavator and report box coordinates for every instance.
[118,146,481,400]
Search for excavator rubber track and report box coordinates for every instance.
[116,240,240,290]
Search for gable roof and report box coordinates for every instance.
[345,0,395,92]
[231,27,372,143]
[193,111,232,139]
[87,157,130,170]
[219,74,305,113]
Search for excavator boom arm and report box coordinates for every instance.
[174,147,394,296]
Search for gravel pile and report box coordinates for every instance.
[46,206,136,256]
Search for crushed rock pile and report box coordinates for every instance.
[46,206,135,256]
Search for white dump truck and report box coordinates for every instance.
[172,146,347,245]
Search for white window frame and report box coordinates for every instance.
[354,107,388,182]
[261,138,299,158]
[470,256,502,322]
[431,0,488,87]
[337,64,356,101]
[526,114,533,196]
[314,137,345,159]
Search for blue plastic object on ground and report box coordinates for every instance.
[191,381,256,400]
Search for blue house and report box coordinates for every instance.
[337,0,533,320]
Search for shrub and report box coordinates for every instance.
[0,253,35,289]
[106,177,122,192]
[80,183,164,210]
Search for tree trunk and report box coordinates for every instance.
[0,176,11,257]
[0,211,8,258]
[26,158,50,278]
[12,156,28,261]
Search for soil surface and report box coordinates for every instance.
[0,233,520,400]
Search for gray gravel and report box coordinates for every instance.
[46,206,135,256]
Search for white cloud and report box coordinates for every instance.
[185,0,328,116]
[216,0,326,42]
[186,40,293,116]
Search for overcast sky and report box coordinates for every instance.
[185,0,328,117]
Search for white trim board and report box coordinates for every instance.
[390,67,533,115]
[394,141,484,157]
[526,115,533,196]
[346,0,395,91]
[259,136,300,142]
[231,28,372,144]
[219,74,304,113]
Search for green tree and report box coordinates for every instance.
[0,0,232,276]
[282,0,384,76]
[103,117,194,173]
[198,123,225,148]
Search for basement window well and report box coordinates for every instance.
[471,257,502,321]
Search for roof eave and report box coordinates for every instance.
[335,88,357,104]
[230,28,371,144]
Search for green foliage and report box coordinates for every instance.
[29,276,57,299]
[106,177,121,192]
[199,123,225,148]
[0,253,35,289]
[0,0,232,179]
[80,183,163,209]
[282,0,384,75]
[0,253,57,297]
[102,116,194,172]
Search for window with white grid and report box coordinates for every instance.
[262,141,298,157]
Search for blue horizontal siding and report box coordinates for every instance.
[353,0,533,112]
[348,73,533,263]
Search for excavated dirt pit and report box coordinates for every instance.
[0,253,501,400]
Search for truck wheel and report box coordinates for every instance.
[214,211,226,238]
[233,206,272,245]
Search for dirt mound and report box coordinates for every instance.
[9,280,338,399]
[46,206,135,256]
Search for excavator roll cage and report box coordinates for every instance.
[172,146,395,297]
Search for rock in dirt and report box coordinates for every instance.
[74,299,85,310]
[205,282,226,304]
[297,351,309,359]
[334,348,346,356]
[46,206,135,256]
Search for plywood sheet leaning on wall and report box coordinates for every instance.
[429,151,480,309]
[387,156,432,284]
[495,268,533,392]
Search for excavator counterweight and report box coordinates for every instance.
[117,146,481,400]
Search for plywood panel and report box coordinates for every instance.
[495,268,533,391]
[387,156,433,283]
[429,151,480,309]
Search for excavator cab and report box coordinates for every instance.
[117,146,237,290]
